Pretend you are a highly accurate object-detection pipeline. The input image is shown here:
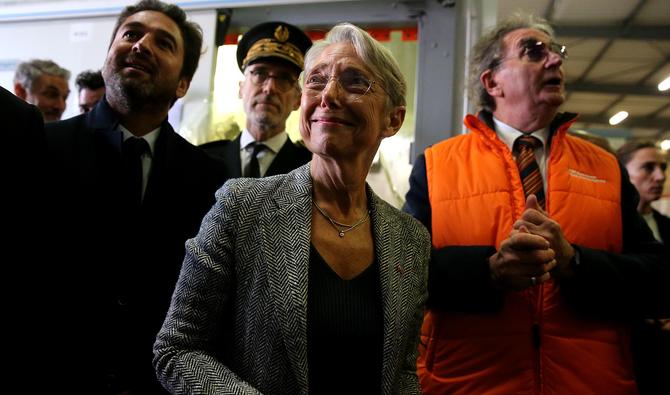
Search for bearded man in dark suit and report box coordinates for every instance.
[44,1,228,393]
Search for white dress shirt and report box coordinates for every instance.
[239,129,289,177]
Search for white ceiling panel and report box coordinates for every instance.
[552,0,637,23]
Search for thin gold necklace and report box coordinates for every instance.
[312,200,370,237]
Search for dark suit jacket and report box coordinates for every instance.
[44,99,229,394]
[632,208,670,394]
[1,86,49,392]
[652,209,670,246]
[200,133,312,177]
[1,85,44,213]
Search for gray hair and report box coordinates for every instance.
[303,22,407,108]
[469,13,554,112]
[14,59,71,92]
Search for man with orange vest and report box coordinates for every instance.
[404,13,669,395]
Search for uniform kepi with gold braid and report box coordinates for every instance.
[236,21,313,73]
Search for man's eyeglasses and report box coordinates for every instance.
[246,68,298,92]
[492,39,567,68]
[303,69,378,101]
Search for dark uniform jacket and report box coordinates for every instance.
[201,133,312,177]
[44,98,229,394]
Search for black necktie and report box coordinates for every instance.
[243,143,266,178]
[122,137,149,207]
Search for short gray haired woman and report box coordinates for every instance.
[154,22,430,394]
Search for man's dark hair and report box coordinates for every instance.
[75,70,104,92]
[110,0,203,81]
[616,140,659,166]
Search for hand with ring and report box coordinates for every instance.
[489,226,557,291]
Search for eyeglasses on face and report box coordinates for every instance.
[246,68,298,92]
[521,39,567,62]
[492,39,568,68]
[303,69,377,101]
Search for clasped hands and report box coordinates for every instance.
[489,195,576,291]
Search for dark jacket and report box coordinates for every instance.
[44,99,229,394]
[632,209,670,394]
[201,133,312,177]
[653,208,670,246]
[1,85,50,393]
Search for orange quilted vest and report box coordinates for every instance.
[419,113,636,395]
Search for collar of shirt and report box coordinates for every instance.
[493,117,550,154]
[119,124,160,156]
[239,129,288,154]
[493,116,550,190]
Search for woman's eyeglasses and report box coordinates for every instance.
[246,68,298,92]
[303,69,378,101]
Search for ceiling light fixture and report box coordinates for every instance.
[608,111,629,126]
[661,140,670,151]
[659,76,670,91]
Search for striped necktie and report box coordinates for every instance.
[515,135,545,209]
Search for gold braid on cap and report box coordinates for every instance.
[242,25,304,70]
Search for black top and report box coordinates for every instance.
[307,245,383,395]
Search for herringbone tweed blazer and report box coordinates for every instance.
[154,164,430,394]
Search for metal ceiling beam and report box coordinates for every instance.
[577,114,670,129]
[568,82,669,97]
[649,102,670,118]
[543,0,557,21]
[573,0,648,86]
[554,25,670,40]
[595,52,670,118]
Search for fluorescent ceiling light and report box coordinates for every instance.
[659,76,670,91]
[661,140,670,151]
[608,111,629,126]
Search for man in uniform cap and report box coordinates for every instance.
[202,21,313,177]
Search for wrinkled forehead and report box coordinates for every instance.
[35,73,69,91]
[307,42,369,75]
[247,59,300,77]
[117,10,183,48]
[503,28,552,51]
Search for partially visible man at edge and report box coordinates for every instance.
[13,58,70,122]
[44,1,228,393]
[200,21,312,177]
[617,140,670,394]
[1,85,47,393]
[404,13,669,395]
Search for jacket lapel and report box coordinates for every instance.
[371,193,405,393]
[227,134,243,178]
[259,165,312,390]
